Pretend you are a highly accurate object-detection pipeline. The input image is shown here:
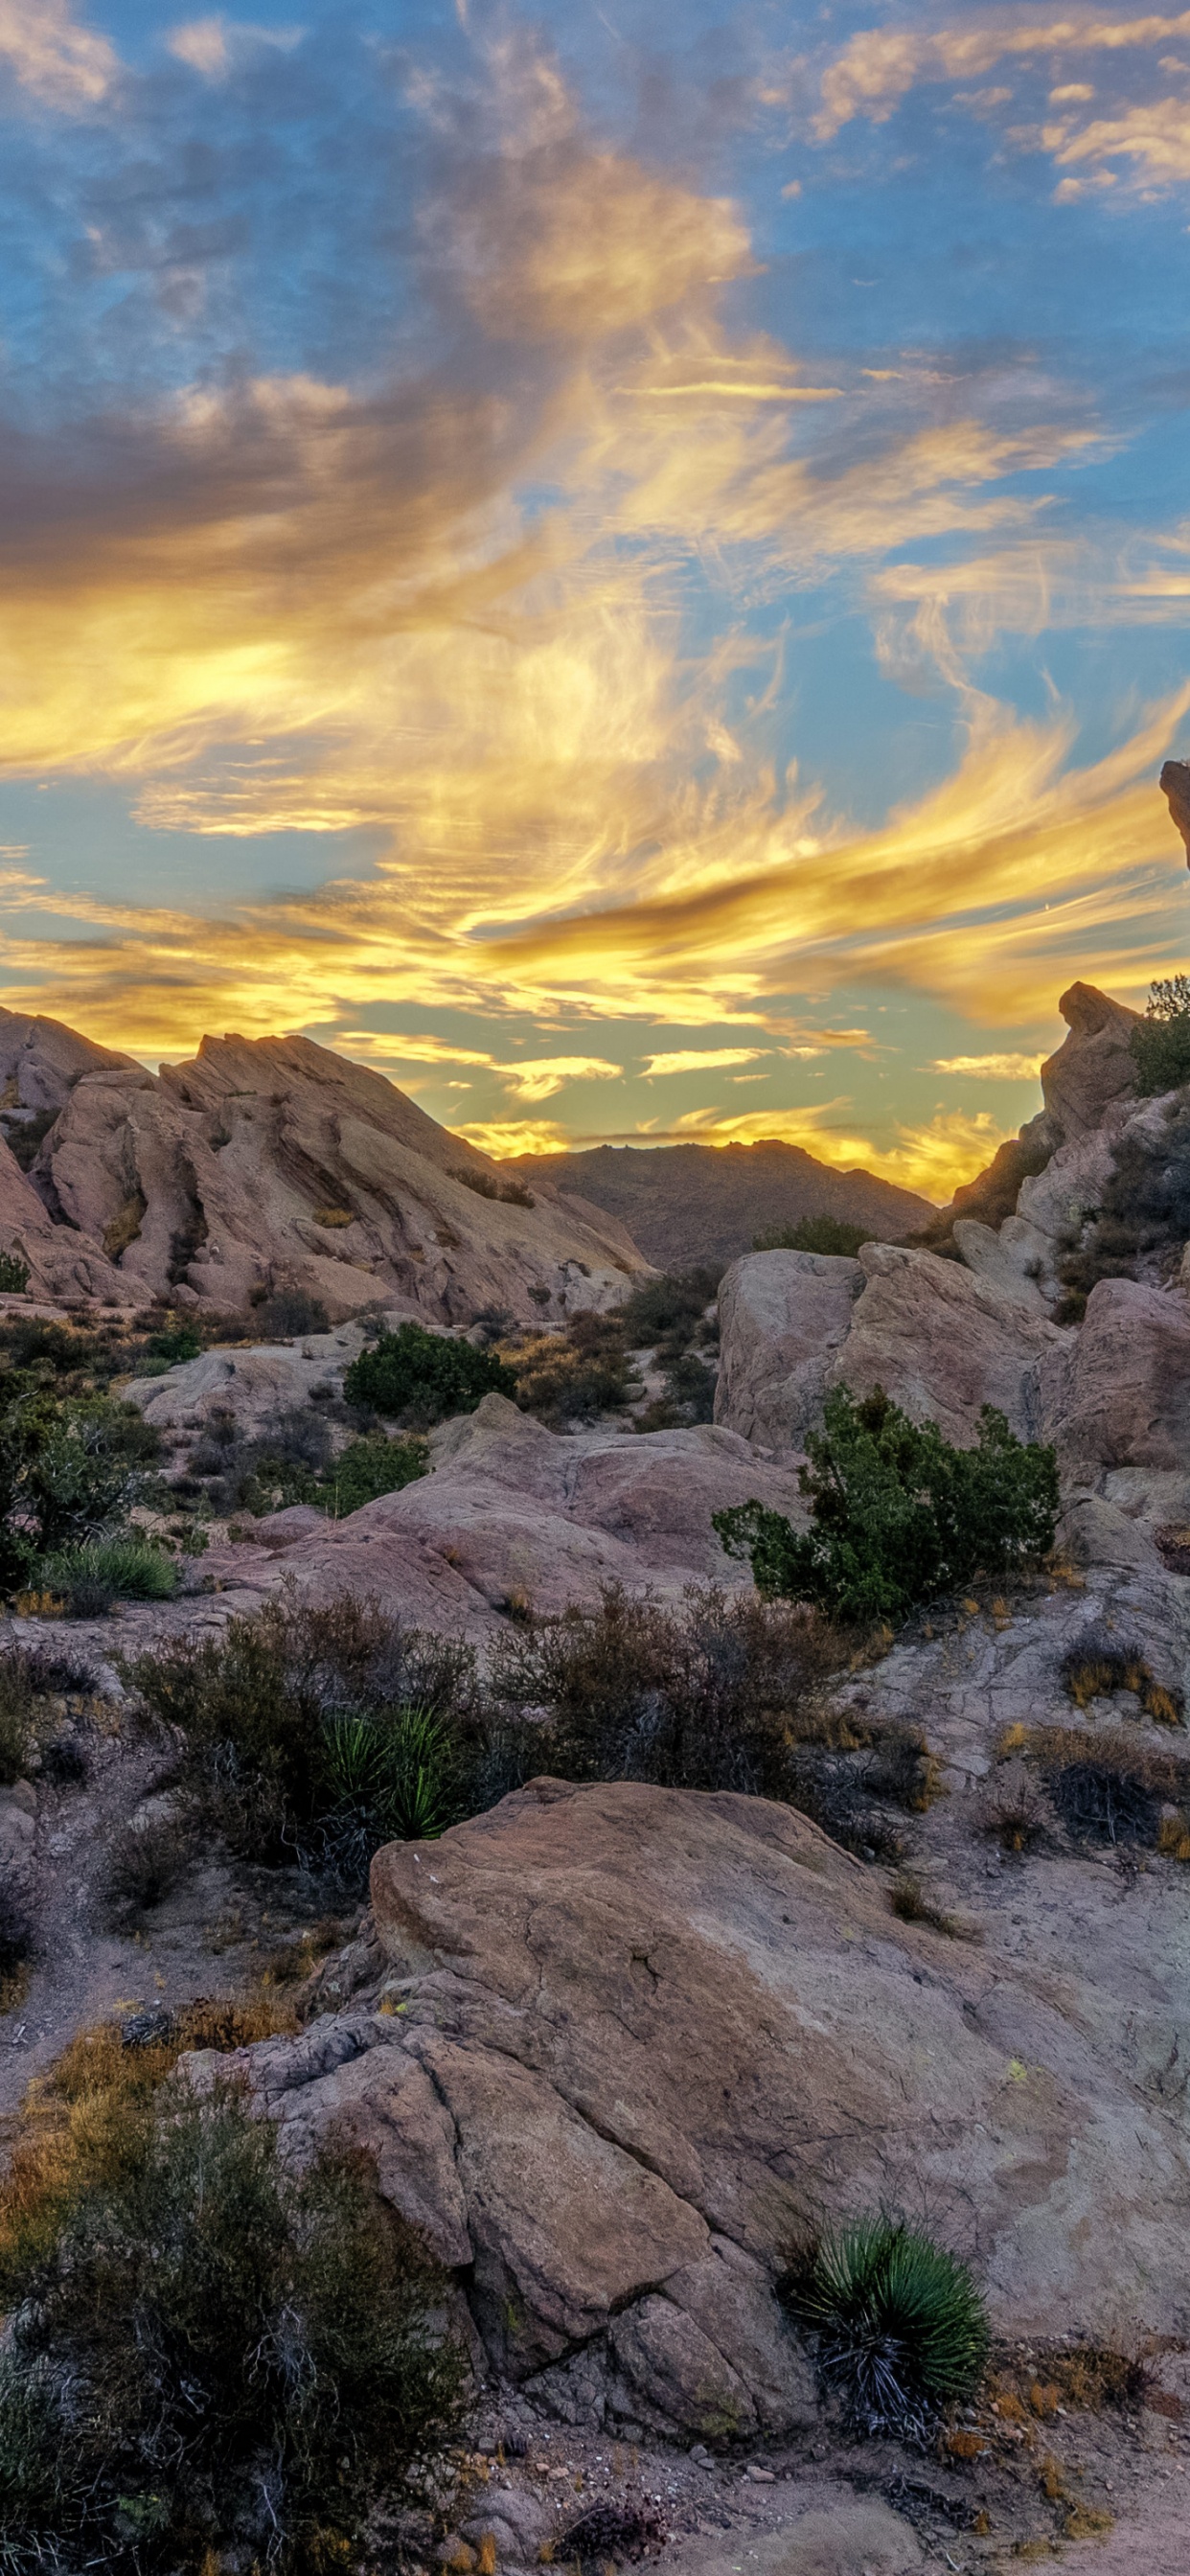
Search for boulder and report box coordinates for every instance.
[194,1392,813,1626]
[1041,1276,1190,1482]
[0,1132,149,1310]
[0,1005,132,1163]
[714,1252,862,1453]
[1160,756,1190,862]
[950,1219,1050,1313]
[220,1777,1190,2432]
[33,1031,651,1326]
[825,1242,1064,1445]
[677,2504,924,2576]
[1040,980,1140,1139]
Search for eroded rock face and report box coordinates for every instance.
[1040,981,1140,1139]
[713,1252,862,1452]
[31,1032,650,1325]
[217,1777,1190,2434]
[1041,1276,1190,1481]
[0,1132,149,1310]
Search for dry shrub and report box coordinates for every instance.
[1061,1639,1184,1727]
[989,2342,1149,2417]
[979,1759,1055,1856]
[888,1873,973,1940]
[101,1813,195,1927]
[1024,1725,1190,1848]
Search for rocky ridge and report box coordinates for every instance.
[0,1013,649,1325]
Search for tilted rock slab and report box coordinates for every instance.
[713,1251,862,1452]
[28,1030,649,1325]
[215,1780,1190,2439]
[0,1131,149,1310]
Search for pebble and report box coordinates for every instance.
[744,2466,775,2483]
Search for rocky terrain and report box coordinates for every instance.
[509,1138,932,1274]
[3,957,1190,2570]
[0,1011,648,1324]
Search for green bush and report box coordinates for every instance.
[752,1216,871,1256]
[1130,974,1190,1096]
[345,1321,516,1424]
[327,1429,426,1514]
[0,2077,467,2571]
[0,1387,161,1596]
[41,1537,177,1617]
[0,1251,30,1296]
[125,1597,478,1876]
[784,2216,989,2436]
[715,1386,1059,1626]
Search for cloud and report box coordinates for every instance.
[660,1097,1008,1199]
[931,1051,1045,1079]
[168,16,303,81]
[640,1046,767,1076]
[449,1116,569,1158]
[490,1054,623,1101]
[814,9,1190,200]
[0,0,117,109]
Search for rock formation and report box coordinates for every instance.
[1,1024,651,1325]
[507,1139,933,1274]
[1160,754,1190,860]
[209,1775,1190,2437]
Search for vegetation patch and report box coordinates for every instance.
[753,1215,872,1256]
[504,1313,635,1426]
[447,1162,535,1207]
[0,1251,30,1297]
[0,2008,467,2572]
[345,1321,516,1426]
[715,1387,1059,1627]
[1061,1639,1183,1726]
[41,1535,177,1616]
[888,1872,972,1939]
[101,1814,194,1927]
[1130,974,1190,1096]
[1001,1725,1190,1852]
[782,2216,989,2439]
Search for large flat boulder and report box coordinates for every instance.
[194,1393,813,1624]
[714,1252,862,1453]
[218,1777,1190,2437]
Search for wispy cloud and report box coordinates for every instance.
[0,0,117,109]
[167,17,304,82]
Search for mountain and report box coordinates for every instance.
[506,1138,933,1274]
[0,1015,649,1323]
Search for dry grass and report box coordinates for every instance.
[888,1872,977,1940]
[995,1725,1190,1851]
[0,1996,296,2291]
[1061,1641,1184,1728]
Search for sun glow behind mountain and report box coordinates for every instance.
[2,2,1190,1197]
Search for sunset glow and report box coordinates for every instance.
[3,3,1190,1196]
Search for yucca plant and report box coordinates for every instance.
[785,2216,989,2438]
[315,1706,453,1888]
[40,1538,177,1617]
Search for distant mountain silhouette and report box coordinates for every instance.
[508,1139,933,1274]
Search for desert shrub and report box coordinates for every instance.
[0,2072,467,2571]
[345,1321,515,1426]
[488,1582,839,1797]
[39,1736,88,1786]
[0,1384,161,1594]
[0,1655,34,1783]
[783,2217,989,2437]
[888,1873,968,1938]
[102,1815,193,1927]
[0,1250,30,1296]
[1014,1725,1190,1850]
[560,2503,665,2570]
[125,1596,478,1868]
[327,1429,426,1514]
[753,1216,872,1257]
[980,1759,1053,1854]
[509,1314,634,1425]
[249,1286,330,1339]
[0,1888,34,1988]
[715,1388,1059,1627]
[1053,1089,1190,1320]
[41,1536,177,1617]
[447,1163,535,1207]
[1130,973,1190,1096]
[619,1268,721,1351]
[1061,1638,1183,1726]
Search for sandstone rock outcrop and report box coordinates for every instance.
[1041,1275,1190,1481]
[1160,754,1190,861]
[715,1240,1065,1455]
[22,1030,649,1324]
[190,1390,813,1631]
[1039,979,1140,1138]
[713,1252,862,1451]
[0,1131,149,1310]
[214,1776,1190,2435]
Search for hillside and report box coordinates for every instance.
[508,1138,933,1272]
[0,1012,649,1325]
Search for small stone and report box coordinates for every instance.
[744,2465,775,2483]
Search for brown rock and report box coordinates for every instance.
[1160,756,1190,862]
[35,1031,649,1324]
[714,1252,863,1453]
[224,1778,1190,2436]
[826,1241,1064,1445]
[0,1131,148,1309]
[1041,1276,1190,1477]
[1041,982,1140,1139]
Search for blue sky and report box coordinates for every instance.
[2,1,1190,1195]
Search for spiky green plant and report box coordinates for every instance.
[786,2217,989,2437]
[316,1706,452,1887]
[40,1538,177,1617]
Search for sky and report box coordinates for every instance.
[2,8,1190,1198]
